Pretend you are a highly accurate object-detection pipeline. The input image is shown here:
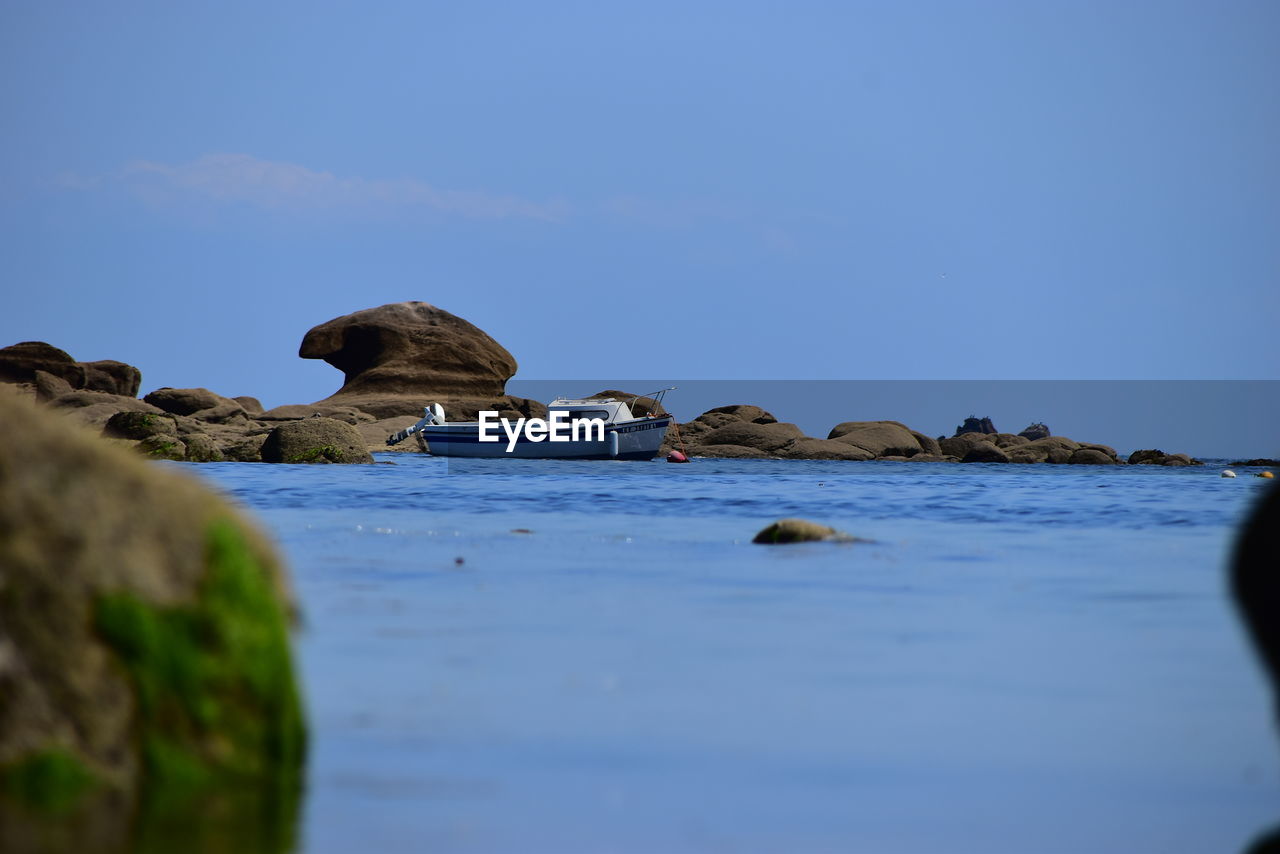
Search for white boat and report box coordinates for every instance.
[386,390,675,460]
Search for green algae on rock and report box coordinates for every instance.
[94,519,305,793]
[0,391,305,849]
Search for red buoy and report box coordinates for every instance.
[666,450,690,463]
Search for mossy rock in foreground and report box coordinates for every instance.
[0,393,305,851]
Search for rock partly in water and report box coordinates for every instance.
[0,394,304,848]
[828,421,923,458]
[0,341,141,397]
[260,418,374,464]
[961,441,1011,463]
[1069,448,1116,465]
[752,518,863,544]
[1128,449,1202,466]
[954,416,997,437]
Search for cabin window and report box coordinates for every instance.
[564,409,610,422]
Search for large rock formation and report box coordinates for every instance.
[0,393,304,849]
[299,302,528,417]
[0,341,141,397]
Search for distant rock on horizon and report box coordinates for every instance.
[953,416,997,437]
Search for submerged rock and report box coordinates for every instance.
[0,393,305,846]
[753,518,864,544]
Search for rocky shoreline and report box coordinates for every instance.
[0,302,1237,467]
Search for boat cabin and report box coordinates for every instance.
[547,397,636,424]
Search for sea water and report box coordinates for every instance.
[183,456,1279,854]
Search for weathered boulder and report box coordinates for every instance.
[753,518,861,544]
[0,394,304,845]
[702,421,805,454]
[954,416,997,436]
[1128,449,1202,466]
[0,341,141,397]
[260,418,374,464]
[665,405,789,458]
[300,301,517,415]
[990,433,1030,449]
[47,390,167,432]
[828,421,922,457]
[143,387,228,417]
[939,432,990,458]
[696,444,772,459]
[1069,448,1116,465]
[911,431,943,456]
[80,361,141,398]
[233,396,265,414]
[703,404,777,425]
[33,369,73,402]
[962,441,1011,463]
[102,410,178,441]
[782,438,875,461]
[1019,422,1051,441]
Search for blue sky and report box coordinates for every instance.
[2,1,1278,416]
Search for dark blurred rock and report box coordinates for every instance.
[0,393,304,845]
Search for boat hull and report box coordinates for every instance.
[421,416,672,460]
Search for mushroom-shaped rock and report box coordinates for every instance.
[0,394,304,843]
[753,518,861,544]
[301,301,517,403]
[260,418,374,464]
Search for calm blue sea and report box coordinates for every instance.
[182,456,1280,854]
